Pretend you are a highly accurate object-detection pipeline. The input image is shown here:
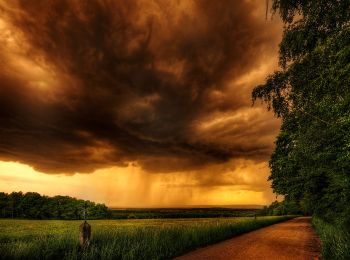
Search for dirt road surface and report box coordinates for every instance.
[176,217,320,260]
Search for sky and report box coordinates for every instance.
[0,0,283,207]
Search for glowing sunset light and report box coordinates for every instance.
[0,0,282,207]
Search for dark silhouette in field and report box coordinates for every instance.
[79,221,91,249]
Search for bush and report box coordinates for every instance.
[262,200,303,216]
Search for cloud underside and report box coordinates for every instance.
[0,0,281,174]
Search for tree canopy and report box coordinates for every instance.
[0,191,110,219]
[253,0,350,228]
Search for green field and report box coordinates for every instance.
[0,216,295,259]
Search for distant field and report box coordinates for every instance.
[110,207,262,219]
[0,216,296,259]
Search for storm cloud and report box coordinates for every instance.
[0,0,281,174]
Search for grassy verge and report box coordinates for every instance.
[0,216,295,260]
[312,217,350,260]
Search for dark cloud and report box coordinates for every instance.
[0,0,281,173]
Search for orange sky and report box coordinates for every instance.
[0,0,283,207]
[0,159,276,207]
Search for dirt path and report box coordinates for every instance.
[176,217,320,260]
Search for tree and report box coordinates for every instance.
[252,0,350,228]
[0,191,111,220]
[0,192,9,217]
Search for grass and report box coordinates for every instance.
[312,217,350,260]
[0,216,295,259]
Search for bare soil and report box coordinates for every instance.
[176,217,320,260]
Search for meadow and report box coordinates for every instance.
[0,216,295,259]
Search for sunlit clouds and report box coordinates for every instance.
[0,0,282,206]
[0,160,275,207]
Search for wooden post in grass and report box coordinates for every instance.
[79,202,91,249]
[79,220,91,249]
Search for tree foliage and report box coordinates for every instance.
[253,0,350,228]
[261,200,302,216]
[0,191,110,219]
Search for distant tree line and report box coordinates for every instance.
[111,208,261,219]
[0,191,110,219]
[261,200,303,216]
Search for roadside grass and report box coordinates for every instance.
[312,217,350,260]
[0,216,295,259]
